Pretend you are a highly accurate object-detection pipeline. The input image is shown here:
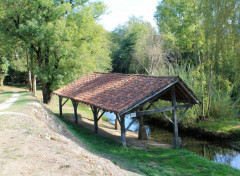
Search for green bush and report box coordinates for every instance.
[210,92,238,119]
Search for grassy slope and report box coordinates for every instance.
[57,116,240,176]
[1,87,239,175]
[37,92,240,176]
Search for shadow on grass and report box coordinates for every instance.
[0,91,14,95]
[5,84,29,89]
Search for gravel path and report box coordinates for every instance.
[0,92,19,111]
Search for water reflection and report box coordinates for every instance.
[104,112,150,134]
[104,112,240,170]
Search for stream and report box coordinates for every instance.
[104,112,240,170]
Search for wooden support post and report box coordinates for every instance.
[138,108,148,140]
[171,86,182,148]
[120,114,126,147]
[93,107,99,134]
[115,118,118,130]
[115,113,120,130]
[72,100,78,124]
[59,96,63,118]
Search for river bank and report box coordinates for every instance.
[146,116,240,148]
[102,112,240,170]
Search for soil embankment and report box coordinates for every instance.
[0,90,139,176]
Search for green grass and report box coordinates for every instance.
[0,91,13,104]
[9,91,36,111]
[195,118,240,134]
[102,115,110,122]
[55,115,240,176]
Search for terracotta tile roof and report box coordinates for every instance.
[53,72,197,114]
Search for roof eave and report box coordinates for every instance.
[119,78,179,115]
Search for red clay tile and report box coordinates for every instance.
[53,73,180,114]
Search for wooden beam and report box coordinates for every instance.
[120,114,126,147]
[115,113,121,130]
[178,107,189,123]
[172,86,178,138]
[136,104,192,117]
[151,102,158,109]
[145,103,152,110]
[62,98,69,107]
[72,100,78,124]
[90,105,94,112]
[59,96,63,118]
[172,86,182,148]
[136,106,174,116]
[97,110,105,121]
[92,107,99,134]
[161,112,173,124]
[115,114,121,124]
[126,118,137,131]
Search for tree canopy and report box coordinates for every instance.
[0,0,111,103]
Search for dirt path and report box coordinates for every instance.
[0,92,19,111]
[0,93,139,176]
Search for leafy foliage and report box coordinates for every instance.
[0,0,111,102]
[154,0,240,121]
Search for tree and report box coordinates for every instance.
[133,30,173,76]
[110,17,157,74]
[155,0,203,65]
[0,57,9,86]
[0,0,111,103]
[155,0,240,119]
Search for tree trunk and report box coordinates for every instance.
[28,70,32,91]
[26,49,33,92]
[0,57,3,87]
[0,72,3,87]
[42,81,52,104]
[32,74,37,95]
